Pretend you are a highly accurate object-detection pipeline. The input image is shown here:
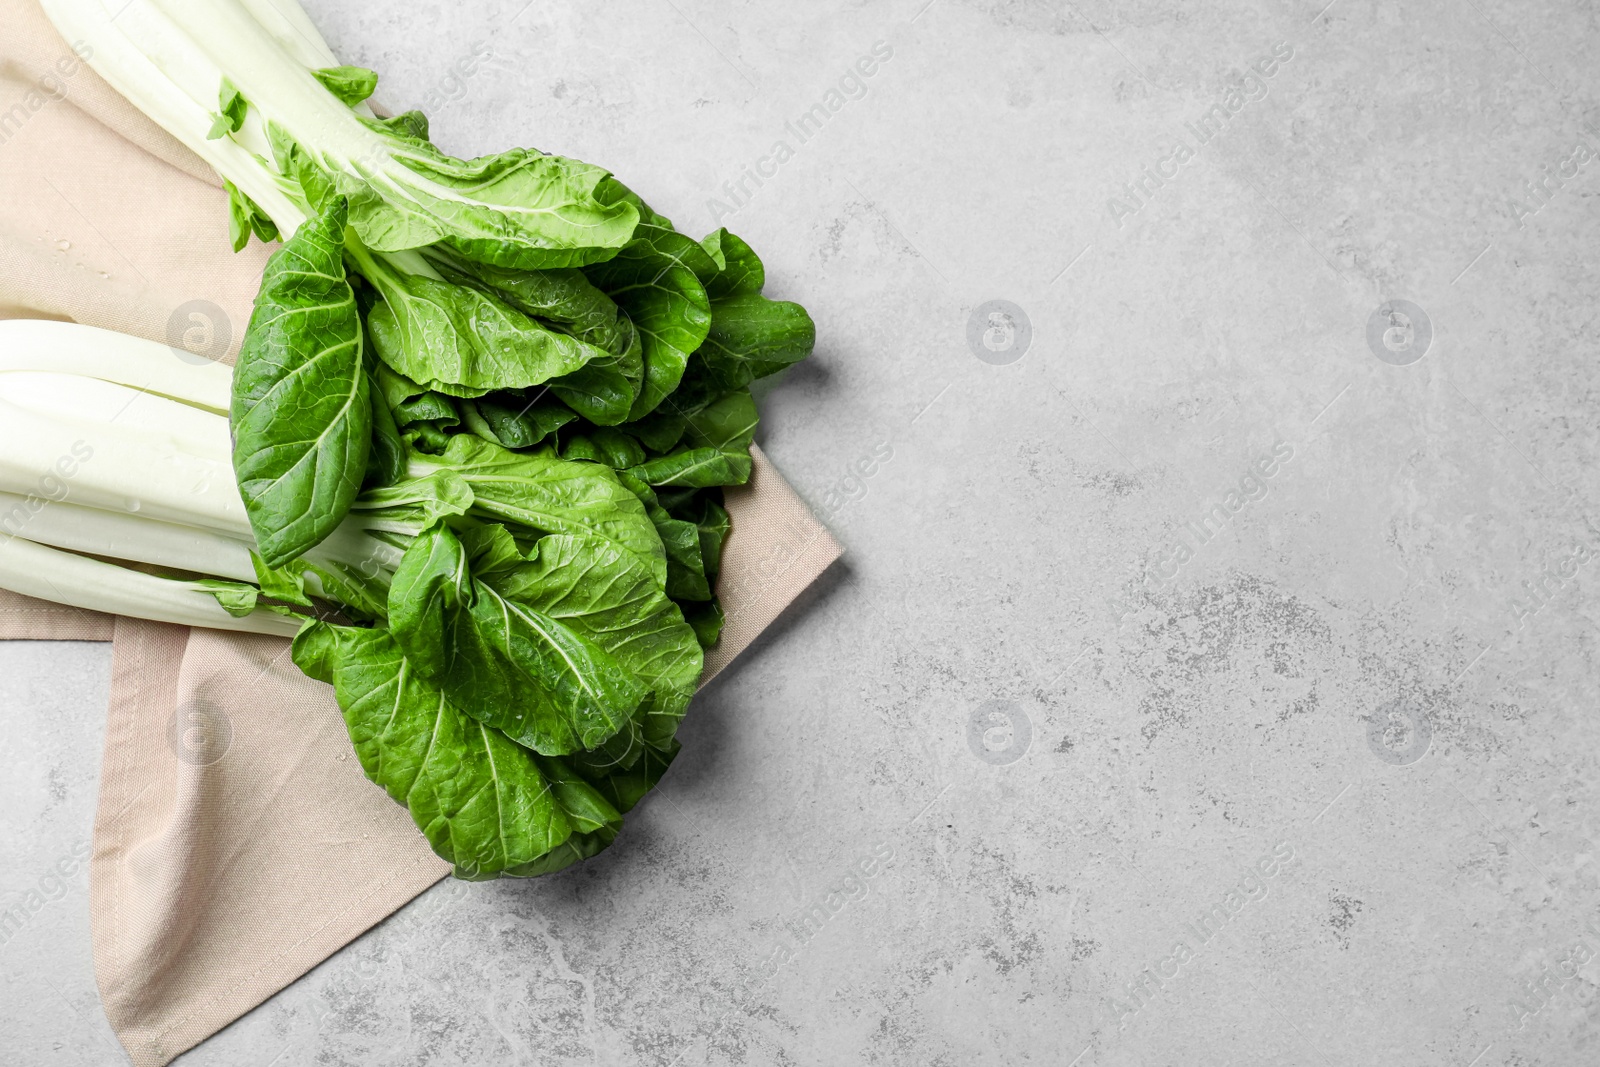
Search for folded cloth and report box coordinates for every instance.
[0,4,841,1063]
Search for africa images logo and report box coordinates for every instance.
[966,300,1032,366]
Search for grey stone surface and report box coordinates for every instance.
[5,0,1600,1063]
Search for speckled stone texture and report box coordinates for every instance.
[5,0,1600,1063]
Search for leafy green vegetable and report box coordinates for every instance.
[687,494,731,579]
[618,472,709,602]
[348,469,475,535]
[342,138,641,270]
[231,198,372,567]
[207,76,248,140]
[684,600,725,649]
[364,359,407,488]
[388,523,649,755]
[393,390,459,428]
[460,393,576,449]
[493,532,704,733]
[358,248,606,396]
[195,578,266,617]
[250,551,315,608]
[583,225,715,420]
[27,0,822,880]
[545,354,639,426]
[224,179,279,252]
[437,258,624,341]
[411,434,667,586]
[292,622,622,879]
[697,293,816,391]
[700,228,765,298]
[562,428,647,470]
[312,65,379,108]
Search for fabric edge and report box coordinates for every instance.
[124,857,446,1067]
[91,618,188,1066]
[701,522,844,684]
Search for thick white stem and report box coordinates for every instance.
[38,0,307,233]
[0,394,243,535]
[0,534,301,637]
[0,342,408,586]
[0,320,233,412]
[0,491,258,582]
[235,0,377,118]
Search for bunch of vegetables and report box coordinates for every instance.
[13,0,816,878]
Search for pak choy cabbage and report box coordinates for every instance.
[33,0,815,879]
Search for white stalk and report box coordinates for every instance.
[0,491,257,582]
[0,534,301,637]
[236,0,342,73]
[0,320,232,412]
[0,394,242,535]
[42,0,527,245]
[0,371,233,462]
[38,0,306,233]
[0,325,408,589]
[235,0,378,118]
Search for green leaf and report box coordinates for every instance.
[684,599,725,649]
[350,469,474,535]
[195,579,261,618]
[583,224,715,419]
[623,409,687,453]
[683,388,758,449]
[437,259,645,421]
[627,445,751,488]
[617,471,710,602]
[327,132,641,269]
[459,523,526,583]
[290,617,341,682]
[580,738,679,814]
[394,390,459,428]
[362,253,606,396]
[312,65,379,108]
[250,551,315,607]
[596,176,675,230]
[459,393,576,449]
[409,423,454,454]
[412,434,667,587]
[300,559,389,622]
[232,198,372,568]
[436,259,623,341]
[658,512,710,601]
[561,428,646,470]
[699,229,765,298]
[685,495,731,579]
[374,360,426,411]
[367,110,430,142]
[291,622,623,880]
[207,77,248,139]
[697,292,816,390]
[224,179,279,252]
[504,824,619,878]
[364,361,406,489]
[625,390,758,488]
[493,533,704,740]
[545,351,639,426]
[387,524,650,755]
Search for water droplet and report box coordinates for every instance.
[124,498,141,513]
[55,239,71,252]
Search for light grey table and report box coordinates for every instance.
[5,1,1600,1063]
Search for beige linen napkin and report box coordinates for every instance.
[0,4,842,1063]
